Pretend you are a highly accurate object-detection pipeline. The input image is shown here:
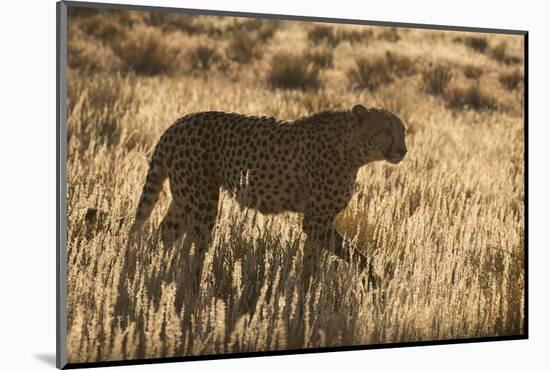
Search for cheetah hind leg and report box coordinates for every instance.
[170,188,219,311]
[159,201,187,248]
[156,198,218,319]
[157,200,214,290]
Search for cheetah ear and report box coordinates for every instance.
[352,104,369,119]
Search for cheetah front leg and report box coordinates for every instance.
[302,213,378,288]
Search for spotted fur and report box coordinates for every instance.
[133,104,407,289]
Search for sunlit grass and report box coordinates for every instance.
[66,9,525,364]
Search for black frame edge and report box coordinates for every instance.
[62,335,527,369]
[62,0,527,35]
[57,1,68,369]
[523,32,529,338]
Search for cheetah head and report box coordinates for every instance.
[351,104,408,165]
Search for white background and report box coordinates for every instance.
[0,0,547,368]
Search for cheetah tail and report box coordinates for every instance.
[131,155,167,232]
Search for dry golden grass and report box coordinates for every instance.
[66,9,525,364]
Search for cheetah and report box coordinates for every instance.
[132,104,407,291]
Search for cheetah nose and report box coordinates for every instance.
[398,149,407,157]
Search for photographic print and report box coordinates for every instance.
[57,1,527,368]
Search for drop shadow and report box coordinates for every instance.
[34,353,56,367]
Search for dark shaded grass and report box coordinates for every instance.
[491,42,522,65]
[444,84,498,111]
[268,54,321,90]
[463,65,484,79]
[423,65,453,95]
[112,25,181,75]
[305,49,334,69]
[308,25,372,46]
[499,69,523,91]
[378,27,400,42]
[348,52,416,91]
[187,46,223,72]
[226,31,263,64]
[463,36,489,53]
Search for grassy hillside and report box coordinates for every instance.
[65,8,525,364]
